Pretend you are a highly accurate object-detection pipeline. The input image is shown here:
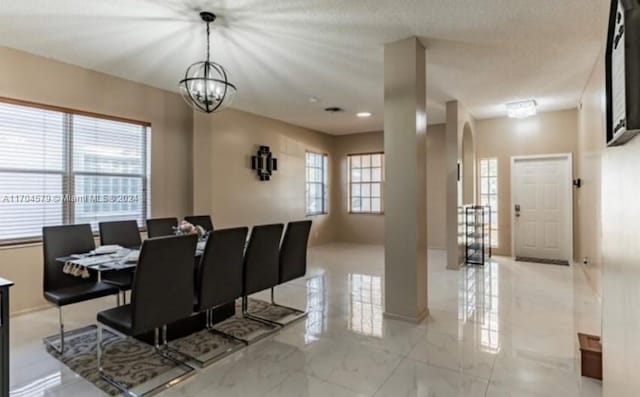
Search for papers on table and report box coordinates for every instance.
[63,256,115,278]
[123,250,140,263]
[93,245,122,255]
[68,256,117,267]
[63,249,140,278]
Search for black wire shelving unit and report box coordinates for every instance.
[465,205,492,265]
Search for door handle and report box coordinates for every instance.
[515,204,521,218]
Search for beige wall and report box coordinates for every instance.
[576,56,605,300]
[426,124,447,249]
[475,109,578,257]
[445,101,477,269]
[193,109,334,247]
[0,47,194,314]
[331,125,446,249]
[577,47,640,396]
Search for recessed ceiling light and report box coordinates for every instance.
[507,100,537,119]
[356,112,372,118]
[309,96,320,103]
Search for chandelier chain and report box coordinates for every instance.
[206,21,211,62]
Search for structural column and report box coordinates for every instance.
[383,37,428,323]
[445,101,461,270]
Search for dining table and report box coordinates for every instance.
[54,240,235,343]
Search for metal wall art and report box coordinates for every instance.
[251,146,278,181]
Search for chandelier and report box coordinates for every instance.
[179,12,237,113]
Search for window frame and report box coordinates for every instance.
[305,151,329,216]
[347,152,385,215]
[0,97,151,246]
[478,157,498,248]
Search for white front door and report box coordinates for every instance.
[512,156,571,262]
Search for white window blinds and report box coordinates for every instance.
[0,100,150,244]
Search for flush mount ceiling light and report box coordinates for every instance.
[507,100,537,119]
[179,11,236,113]
[356,112,372,118]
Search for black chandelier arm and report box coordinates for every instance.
[215,65,230,113]
[182,82,209,113]
[179,76,237,91]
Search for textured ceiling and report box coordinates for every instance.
[0,0,608,135]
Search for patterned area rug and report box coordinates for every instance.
[245,299,304,322]
[45,299,303,395]
[46,327,178,396]
[515,256,570,266]
[213,299,304,341]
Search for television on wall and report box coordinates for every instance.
[606,0,640,146]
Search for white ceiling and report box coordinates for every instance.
[0,0,608,135]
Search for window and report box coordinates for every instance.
[348,153,384,214]
[305,152,328,215]
[0,100,150,244]
[479,158,498,247]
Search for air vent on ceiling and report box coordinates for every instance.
[324,107,344,113]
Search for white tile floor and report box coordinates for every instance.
[9,243,603,396]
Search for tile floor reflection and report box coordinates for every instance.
[9,243,602,396]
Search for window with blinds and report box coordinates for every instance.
[0,100,150,244]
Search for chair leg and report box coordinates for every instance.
[154,327,161,349]
[116,293,120,307]
[44,306,102,355]
[261,288,308,326]
[241,296,283,328]
[96,324,135,396]
[209,326,248,346]
[43,307,65,354]
[59,307,64,353]
[98,326,194,396]
[207,309,248,346]
[164,317,244,368]
[270,286,307,314]
[156,325,197,369]
[96,323,103,372]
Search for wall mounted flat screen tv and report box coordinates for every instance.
[606,0,640,146]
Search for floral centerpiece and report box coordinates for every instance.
[174,220,207,240]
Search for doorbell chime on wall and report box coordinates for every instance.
[251,146,278,181]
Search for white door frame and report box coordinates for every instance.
[510,153,573,261]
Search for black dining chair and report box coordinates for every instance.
[145,217,178,238]
[96,234,197,395]
[99,220,142,248]
[42,224,119,354]
[99,220,141,305]
[241,224,284,328]
[189,227,248,365]
[268,220,312,325]
[185,215,214,233]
